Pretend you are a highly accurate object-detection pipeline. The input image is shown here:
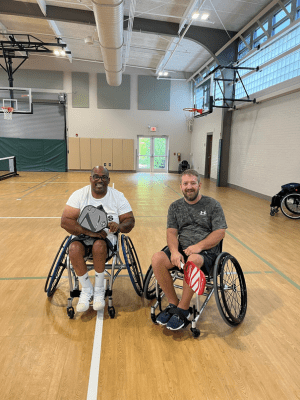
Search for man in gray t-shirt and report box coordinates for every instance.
[152,169,227,331]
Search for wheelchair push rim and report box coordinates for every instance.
[45,236,72,297]
[143,265,163,300]
[280,193,300,219]
[121,235,144,296]
[213,252,247,327]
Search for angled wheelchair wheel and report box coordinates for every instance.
[45,236,72,297]
[143,266,163,300]
[121,235,143,296]
[213,252,247,327]
[280,193,300,219]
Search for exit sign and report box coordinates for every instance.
[150,127,156,132]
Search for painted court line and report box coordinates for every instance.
[226,231,300,291]
[87,309,104,400]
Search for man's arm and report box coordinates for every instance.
[167,228,184,268]
[61,205,106,238]
[183,229,226,256]
[108,211,135,234]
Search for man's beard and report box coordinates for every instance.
[182,188,199,202]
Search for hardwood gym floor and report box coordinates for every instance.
[0,171,299,400]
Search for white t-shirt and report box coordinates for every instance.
[66,185,132,241]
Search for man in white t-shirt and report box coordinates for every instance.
[61,166,135,313]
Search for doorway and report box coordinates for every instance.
[137,136,168,172]
[205,134,213,179]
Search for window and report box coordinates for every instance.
[238,35,251,60]
[253,21,268,40]
[272,2,292,36]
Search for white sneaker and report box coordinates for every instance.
[93,287,105,311]
[77,288,93,313]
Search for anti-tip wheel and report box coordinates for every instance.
[67,306,75,319]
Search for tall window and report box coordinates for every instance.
[272,2,292,35]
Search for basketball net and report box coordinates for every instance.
[184,110,194,132]
[2,107,14,120]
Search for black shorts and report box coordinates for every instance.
[69,234,113,260]
[163,245,217,275]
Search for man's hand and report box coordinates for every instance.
[170,251,184,268]
[108,222,120,233]
[183,244,202,257]
[89,230,107,239]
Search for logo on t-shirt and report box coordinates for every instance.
[199,211,207,216]
[108,215,114,222]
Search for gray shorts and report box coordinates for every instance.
[163,245,217,275]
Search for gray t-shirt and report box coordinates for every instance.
[167,195,228,255]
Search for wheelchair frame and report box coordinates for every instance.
[143,246,247,338]
[45,234,143,319]
[270,183,300,220]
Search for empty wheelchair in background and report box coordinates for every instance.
[45,233,143,319]
[178,160,190,174]
[143,242,247,338]
[270,182,300,219]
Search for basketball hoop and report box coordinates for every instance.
[2,107,14,120]
[183,108,202,132]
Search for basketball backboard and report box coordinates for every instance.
[0,87,32,114]
[194,74,214,117]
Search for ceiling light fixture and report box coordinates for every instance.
[163,71,168,76]
[192,11,200,19]
[201,13,209,20]
[158,71,163,76]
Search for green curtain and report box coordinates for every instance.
[0,137,67,172]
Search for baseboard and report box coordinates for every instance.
[227,183,272,202]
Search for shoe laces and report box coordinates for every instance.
[79,289,93,303]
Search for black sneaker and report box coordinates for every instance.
[156,304,177,325]
[166,308,191,331]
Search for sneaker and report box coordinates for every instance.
[93,287,105,311]
[156,304,177,325]
[166,308,191,331]
[77,288,93,313]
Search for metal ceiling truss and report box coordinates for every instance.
[0,34,70,86]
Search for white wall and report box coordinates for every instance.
[190,108,223,179]
[64,70,193,171]
[1,56,193,172]
[229,91,300,197]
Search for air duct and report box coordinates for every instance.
[92,0,124,86]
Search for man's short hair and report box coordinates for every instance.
[91,166,109,177]
[181,169,200,183]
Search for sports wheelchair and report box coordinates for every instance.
[270,183,300,219]
[143,242,247,338]
[45,234,143,319]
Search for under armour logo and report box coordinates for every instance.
[199,211,207,216]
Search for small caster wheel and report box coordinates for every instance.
[270,210,275,216]
[108,306,115,319]
[67,306,75,319]
[191,327,200,338]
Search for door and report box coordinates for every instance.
[205,134,213,178]
[137,136,168,172]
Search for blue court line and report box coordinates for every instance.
[226,230,300,291]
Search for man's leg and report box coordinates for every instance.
[177,254,204,310]
[69,241,93,312]
[92,239,108,311]
[152,251,179,306]
[166,254,204,331]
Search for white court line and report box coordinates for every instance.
[87,309,104,400]
[0,217,60,219]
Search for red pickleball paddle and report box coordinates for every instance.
[182,261,206,295]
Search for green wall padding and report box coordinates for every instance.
[0,137,66,172]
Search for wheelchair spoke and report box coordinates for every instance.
[214,253,247,326]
